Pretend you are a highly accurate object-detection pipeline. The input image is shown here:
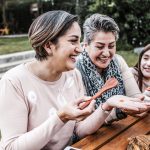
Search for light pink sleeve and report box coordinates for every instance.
[74,68,87,96]
[116,54,141,97]
[0,79,64,150]
[75,106,110,139]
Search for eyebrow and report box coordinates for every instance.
[143,54,150,57]
[68,35,79,39]
[95,41,115,45]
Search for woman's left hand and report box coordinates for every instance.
[106,95,150,112]
[120,95,150,116]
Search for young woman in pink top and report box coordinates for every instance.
[130,44,150,101]
[0,11,149,150]
[131,44,150,91]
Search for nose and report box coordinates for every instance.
[102,49,110,57]
[147,60,150,66]
[75,44,82,54]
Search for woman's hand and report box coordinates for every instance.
[122,94,150,116]
[57,96,95,123]
[103,95,150,113]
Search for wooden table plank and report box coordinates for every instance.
[99,114,150,150]
[72,116,138,150]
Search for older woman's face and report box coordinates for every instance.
[87,31,116,70]
[140,50,150,79]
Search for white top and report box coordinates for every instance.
[115,54,141,97]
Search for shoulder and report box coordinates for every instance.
[1,64,27,86]
[114,54,126,64]
[114,54,128,71]
[129,67,138,75]
[67,68,82,80]
[129,67,139,80]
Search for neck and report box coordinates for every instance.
[27,60,62,82]
[97,68,103,74]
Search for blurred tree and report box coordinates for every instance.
[0,0,36,27]
[87,0,150,48]
[0,0,7,27]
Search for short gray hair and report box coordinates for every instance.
[83,14,120,44]
[28,10,78,61]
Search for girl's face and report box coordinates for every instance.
[87,31,116,72]
[50,22,82,72]
[140,50,150,79]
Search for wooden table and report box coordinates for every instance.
[72,114,150,150]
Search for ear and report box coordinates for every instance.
[43,42,55,56]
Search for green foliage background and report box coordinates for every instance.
[0,0,149,49]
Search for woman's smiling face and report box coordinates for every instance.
[87,31,116,71]
[51,22,82,72]
[140,50,150,79]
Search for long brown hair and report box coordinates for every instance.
[134,44,150,91]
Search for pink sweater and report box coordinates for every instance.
[0,64,109,150]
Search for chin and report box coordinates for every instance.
[142,73,150,79]
[144,74,150,79]
[66,64,75,71]
[96,63,110,69]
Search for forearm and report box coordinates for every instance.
[75,105,111,139]
[1,115,64,150]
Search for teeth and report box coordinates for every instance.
[143,69,150,73]
[144,68,150,70]
[98,58,109,62]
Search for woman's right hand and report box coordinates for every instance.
[102,95,150,113]
[57,97,95,123]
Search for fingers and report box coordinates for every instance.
[144,102,150,106]
[75,98,85,106]
[65,97,95,121]
[138,95,145,101]
[75,96,91,105]
[81,100,95,114]
[134,112,148,118]
[128,97,142,102]
[77,100,95,116]
[121,108,138,115]
[75,114,90,122]
[119,101,148,111]
[144,95,150,102]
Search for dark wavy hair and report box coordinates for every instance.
[134,44,150,91]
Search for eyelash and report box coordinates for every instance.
[108,45,115,49]
[96,45,115,50]
[70,40,78,44]
[143,57,149,60]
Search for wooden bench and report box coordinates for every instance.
[72,114,150,150]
